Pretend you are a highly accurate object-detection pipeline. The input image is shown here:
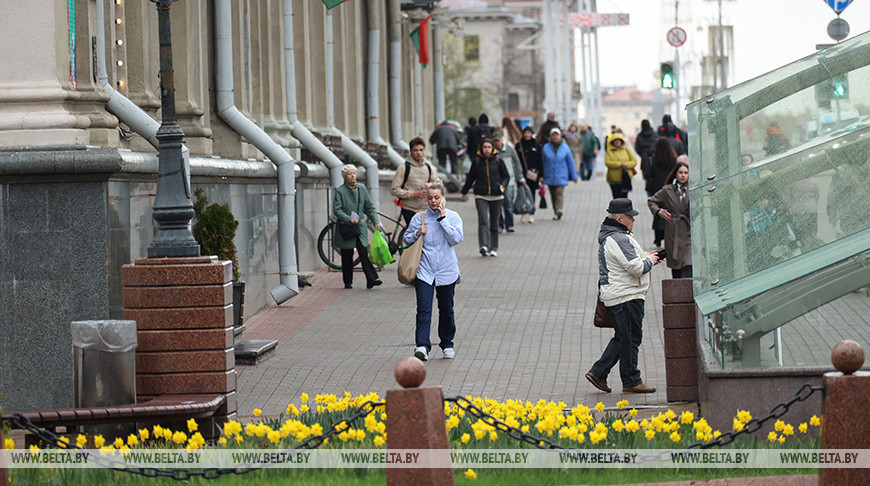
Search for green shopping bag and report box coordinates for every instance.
[369,229,394,266]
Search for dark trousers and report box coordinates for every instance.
[474,198,501,251]
[437,148,459,174]
[671,266,693,279]
[609,183,629,199]
[400,208,418,227]
[414,279,456,351]
[340,239,379,286]
[580,155,596,181]
[590,299,645,388]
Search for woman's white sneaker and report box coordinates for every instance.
[414,346,429,361]
[442,348,455,359]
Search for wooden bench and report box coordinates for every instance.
[10,394,227,442]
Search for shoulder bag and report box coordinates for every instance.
[593,293,613,328]
[397,213,425,284]
[337,186,362,239]
[518,143,538,181]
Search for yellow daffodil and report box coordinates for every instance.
[300,393,309,402]
[645,430,655,440]
[163,429,172,441]
[152,425,164,439]
[681,411,694,424]
[799,423,808,434]
[446,415,460,430]
[778,435,786,443]
[235,435,244,444]
[665,409,676,421]
[736,410,752,423]
[172,431,187,445]
[224,420,243,437]
[114,437,124,448]
[783,424,794,436]
[268,430,281,444]
[29,444,39,453]
[300,404,310,414]
[669,431,681,443]
[127,434,139,447]
[187,418,198,433]
[76,434,88,448]
[774,420,785,432]
[767,432,778,442]
[4,438,14,449]
[218,437,228,446]
[625,420,640,433]
[465,468,477,479]
[810,415,820,426]
[374,435,385,447]
[594,402,605,412]
[253,409,262,417]
[489,431,498,441]
[732,418,745,431]
[616,400,628,409]
[461,433,471,444]
[94,435,105,448]
[99,446,115,456]
[58,436,70,448]
[521,424,530,433]
[138,428,150,441]
[629,408,638,417]
[611,420,624,432]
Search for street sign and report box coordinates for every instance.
[667,27,687,48]
[824,0,852,15]
[828,18,850,41]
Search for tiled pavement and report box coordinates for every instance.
[238,178,690,419]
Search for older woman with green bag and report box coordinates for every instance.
[334,165,383,289]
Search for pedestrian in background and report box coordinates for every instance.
[536,112,560,145]
[429,120,462,175]
[579,123,601,181]
[541,128,579,220]
[634,119,658,195]
[390,137,441,226]
[648,161,692,278]
[564,122,583,175]
[585,198,661,394]
[647,137,678,246]
[517,126,542,223]
[465,117,480,157]
[461,138,509,257]
[333,165,382,290]
[501,116,523,146]
[404,184,464,362]
[493,131,526,233]
[603,132,637,200]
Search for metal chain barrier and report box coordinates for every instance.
[687,383,824,449]
[445,396,568,450]
[2,400,383,481]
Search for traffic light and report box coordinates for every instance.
[660,62,674,89]
[832,75,848,98]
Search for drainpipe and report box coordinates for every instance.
[216,0,298,303]
[325,9,380,208]
[366,1,405,169]
[387,0,409,153]
[432,18,445,124]
[282,0,343,188]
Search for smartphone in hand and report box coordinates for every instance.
[656,248,667,260]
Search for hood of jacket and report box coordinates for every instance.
[607,133,628,151]
[598,217,630,245]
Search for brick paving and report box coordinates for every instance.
[238,179,686,419]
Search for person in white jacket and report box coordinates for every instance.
[585,198,662,394]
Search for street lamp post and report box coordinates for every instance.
[147,0,200,258]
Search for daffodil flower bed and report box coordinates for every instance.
[3,392,821,485]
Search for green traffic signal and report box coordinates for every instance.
[832,76,847,98]
[660,62,674,89]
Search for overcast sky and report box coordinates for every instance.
[594,0,870,90]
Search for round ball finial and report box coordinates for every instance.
[395,357,426,388]
[831,340,865,375]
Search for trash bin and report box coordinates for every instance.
[71,320,137,436]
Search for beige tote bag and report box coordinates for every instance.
[397,213,425,284]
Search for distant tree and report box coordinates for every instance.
[443,33,501,123]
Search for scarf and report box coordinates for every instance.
[672,179,687,201]
[346,182,357,191]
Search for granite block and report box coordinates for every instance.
[215,391,237,416]
[136,370,236,396]
[666,385,699,402]
[386,387,454,486]
[137,327,234,352]
[662,278,693,304]
[123,283,232,308]
[663,329,697,359]
[125,305,232,330]
[122,260,231,287]
[663,303,697,329]
[134,257,216,266]
[136,349,234,373]
[665,357,699,387]
[819,370,870,486]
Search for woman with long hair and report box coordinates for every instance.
[647,137,678,246]
[501,116,522,146]
[648,161,691,278]
[517,126,543,223]
[460,138,509,256]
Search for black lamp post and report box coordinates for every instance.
[147,0,200,258]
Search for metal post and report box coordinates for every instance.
[718,0,727,91]
[147,0,199,258]
[674,49,681,128]
[432,19,445,125]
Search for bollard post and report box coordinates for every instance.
[0,419,8,486]
[386,357,454,486]
[819,340,868,486]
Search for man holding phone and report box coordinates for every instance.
[586,198,661,394]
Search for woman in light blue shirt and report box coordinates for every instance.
[403,183,464,362]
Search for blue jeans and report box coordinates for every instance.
[414,279,457,351]
[499,185,515,230]
[590,299,645,388]
[581,155,596,181]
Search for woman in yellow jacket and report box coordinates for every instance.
[604,132,638,199]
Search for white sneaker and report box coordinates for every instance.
[414,346,429,361]
[480,246,488,256]
[443,348,455,359]
[488,250,498,257]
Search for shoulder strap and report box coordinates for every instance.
[401,161,412,189]
[427,163,432,180]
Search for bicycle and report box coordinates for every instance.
[317,208,409,270]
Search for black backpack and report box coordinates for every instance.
[401,161,432,189]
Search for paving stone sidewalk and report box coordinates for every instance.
[238,179,687,419]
